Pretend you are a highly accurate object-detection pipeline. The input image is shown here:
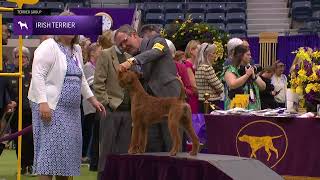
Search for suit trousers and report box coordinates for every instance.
[143,84,183,152]
[89,113,100,171]
[146,121,173,152]
[98,107,132,177]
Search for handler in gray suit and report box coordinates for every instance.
[93,45,132,179]
[114,24,181,153]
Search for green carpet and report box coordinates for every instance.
[0,150,97,180]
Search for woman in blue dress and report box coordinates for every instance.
[28,32,106,179]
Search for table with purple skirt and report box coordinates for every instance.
[103,114,320,180]
[204,114,320,179]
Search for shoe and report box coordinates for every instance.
[21,167,27,175]
[26,166,37,177]
[81,157,90,164]
[81,157,90,167]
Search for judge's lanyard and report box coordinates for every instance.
[248,81,256,102]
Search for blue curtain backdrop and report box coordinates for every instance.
[248,34,320,74]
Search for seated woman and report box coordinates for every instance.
[223,45,266,110]
[195,43,224,113]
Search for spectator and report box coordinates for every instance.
[195,43,224,113]
[94,43,132,179]
[271,61,287,108]
[174,50,186,62]
[259,66,277,109]
[8,46,34,175]
[89,30,114,171]
[184,40,200,113]
[166,40,193,101]
[223,45,265,110]
[2,23,10,45]
[223,38,243,67]
[79,35,91,63]
[28,11,105,180]
[97,30,113,49]
[82,43,102,167]
[0,23,16,157]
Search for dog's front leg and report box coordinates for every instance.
[138,125,148,153]
[128,124,140,154]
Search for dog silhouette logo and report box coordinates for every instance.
[236,120,288,168]
[238,134,283,161]
[18,21,29,30]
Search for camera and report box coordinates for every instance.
[238,64,262,76]
[248,64,262,74]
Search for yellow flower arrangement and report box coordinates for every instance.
[214,41,224,60]
[161,16,229,77]
[290,47,320,111]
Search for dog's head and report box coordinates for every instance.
[238,135,249,142]
[118,70,140,88]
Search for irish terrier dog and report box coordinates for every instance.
[118,70,199,156]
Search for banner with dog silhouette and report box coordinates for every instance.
[205,114,320,178]
[13,16,102,35]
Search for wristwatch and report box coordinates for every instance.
[127,57,137,65]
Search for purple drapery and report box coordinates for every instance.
[247,34,320,74]
[247,36,259,65]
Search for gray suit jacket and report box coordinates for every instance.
[93,46,130,110]
[134,35,180,97]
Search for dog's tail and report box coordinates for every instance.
[272,135,283,139]
[177,77,186,101]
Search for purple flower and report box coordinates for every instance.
[303,61,313,76]
[317,69,320,77]
[305,91,316,103]
[295,64,300,72]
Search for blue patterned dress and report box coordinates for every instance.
[31,43,83,176]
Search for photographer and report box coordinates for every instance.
[223,45,265,110]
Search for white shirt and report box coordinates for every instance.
[28,38,94,110]
[271,74,287,104]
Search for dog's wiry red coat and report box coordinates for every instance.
[118,70,200,156]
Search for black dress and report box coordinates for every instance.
[260,76,277,109]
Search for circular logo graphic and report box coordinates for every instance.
[236,120,288,168]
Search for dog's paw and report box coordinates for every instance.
[137,148,145,154]
[128,148,137,154]
[189,151,198,156]
[169,150,177,156]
